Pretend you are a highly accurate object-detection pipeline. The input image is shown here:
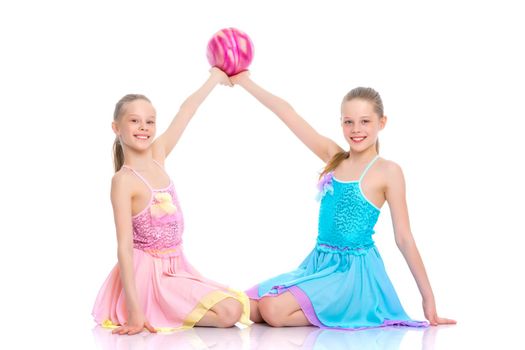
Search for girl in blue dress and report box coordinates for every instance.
[231,72,456,329]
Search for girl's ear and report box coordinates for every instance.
[112,121,120,136]
[379,115,387,130]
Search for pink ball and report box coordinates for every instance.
[206,28,254,76]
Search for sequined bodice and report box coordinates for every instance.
[132,182,183,256]
[316,156,380,251]
[123,162,183,258]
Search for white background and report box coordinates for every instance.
[1,0,524,349]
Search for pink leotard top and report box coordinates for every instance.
[122,161,183,258]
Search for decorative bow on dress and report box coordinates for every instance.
[150,192,178,225]
[316,172,334,201]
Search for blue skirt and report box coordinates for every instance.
[246,244,428,329]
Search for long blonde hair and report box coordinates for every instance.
[112,94,151,172]
[319,87,384,179]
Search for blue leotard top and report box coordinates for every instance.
[317,156,380,252]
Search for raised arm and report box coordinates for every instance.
[110,173,156,335]
[153,67,231,160]
[385,162,456,326]
[231,72,342,162]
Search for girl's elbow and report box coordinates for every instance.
[394,237,405,250]
[394,234,415,251]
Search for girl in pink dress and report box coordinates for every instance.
[92,68,251,335]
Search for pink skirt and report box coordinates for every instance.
[92,247,250,331]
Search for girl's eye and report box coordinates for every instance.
[362,120,370,124]
[344,120,352,124]
[147,121,155,124]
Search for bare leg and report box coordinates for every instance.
[196,297,243,328]
[250,299,264,323]
[258,292,311,327]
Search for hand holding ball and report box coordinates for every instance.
[206,28,254,76]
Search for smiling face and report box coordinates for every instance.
[341,98,386,153]
[112,98,157,152]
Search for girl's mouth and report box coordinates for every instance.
[351,136,366,143]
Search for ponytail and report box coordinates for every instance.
[113,137,124,172]
[319,151,350,180]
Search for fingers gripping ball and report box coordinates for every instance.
[206,28,254,76]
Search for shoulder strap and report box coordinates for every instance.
[122,165,153,190]
[359,155,380,182]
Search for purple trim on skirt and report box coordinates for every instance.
[245,284,324,327]
[245,284,261,299]
[287,286,324,327]
[245,284,429,330]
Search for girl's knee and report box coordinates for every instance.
[215,298,243,328]
[258,298,285,327]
